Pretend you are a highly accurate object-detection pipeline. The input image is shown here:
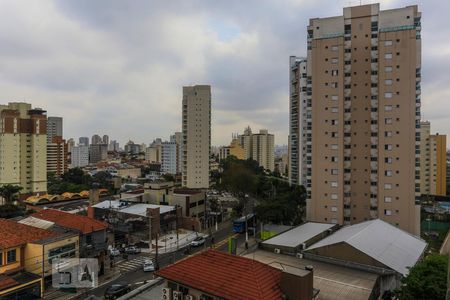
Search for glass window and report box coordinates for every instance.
[331,95,338,101]
[331,206,338,211]
[7,249,16,263]
[331,144,338,150]
[385,40,393,46]
[385,170,393,177]
[385,105,393,111]
[331,169,338,175]
[384,92,392,98]
[385,66,393,72]
[385,53,393,59]
[385,209,392,216]
[331,107,338,113]
[331,156,338,162]
[331,45,339,52]
[384,197,392,203]
[331,181,338,188]
[384,183,392,190]
[385,79,393,85]
[331,58,338,64]
[385,118,392,124]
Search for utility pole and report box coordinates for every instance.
[175,206,179,250]
[148,213,152,253]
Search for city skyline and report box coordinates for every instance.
[1,1,449,146]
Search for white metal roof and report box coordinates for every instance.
[93,200,175,216]
[306,219,427,276]
[18,216,55,229]
[262,222,335,248]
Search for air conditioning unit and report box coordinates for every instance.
[162,288,172,300]
[274,248,281,254]
[173,291,183,300]
[185,295,195,300]
[296,252,303,259]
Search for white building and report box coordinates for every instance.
[161,141,178,174]
[71,145,89,168]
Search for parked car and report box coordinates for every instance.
[104,284,131,300]
[124,245,141,254]
[109,248,121,257]
[190,236,206,247]
[143,259,155,272]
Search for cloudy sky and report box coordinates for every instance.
[0,0,448,146]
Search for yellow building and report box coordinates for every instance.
[0,219,79,298]
[144,181,174,204]
[229,138,245,160]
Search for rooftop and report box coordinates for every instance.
[262,222,336,248]
[306,219,427,276]
[156,250,284,300]
[32,209,107,234]
[0,219,58,250]
[93,200,175,216]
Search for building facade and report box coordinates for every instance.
[0,102,47,195]
[304,4,421,235]
[288,57,308,186]
[89,144,107,164]
[47,136,68,177]
[251,129,275,172]
[161,140,178,175]
[71,145,89,168]
[46,116,62,144]
[79,136,89,146]
[182,85,211,189]
[91,134,102,145]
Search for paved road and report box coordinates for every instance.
[70,222,236,299]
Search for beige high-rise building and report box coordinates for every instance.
[304,4,421,235]
[182,85,211,189]
[251,129,275,172]
[420,121,447,196]
[0,102,47,195]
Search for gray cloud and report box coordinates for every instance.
[0,0,448,147]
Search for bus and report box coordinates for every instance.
[233,214,256,233]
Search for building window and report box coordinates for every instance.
[331,206,338,212]
[384,197,392,203]
[331,107,338,113]
[385,53,393,59]
[385,118,392,125]
[384,183,392,190]
[385,66,393,72]
[385,157,393,164]
[331,169,338,175]
[331,58,338,64]
[331,82,338,88]
[331,95,338,101]
[385,131,393,137]
[331,70,338,76]
[385,209,392,216]
[384,92,392,98]
[331,181,338,188]
[385,170,393,177]
[330,144,338,150]
[385,40,393,46]
[385,79,393,85]
[331,45,338,52]
[7,249,16,263]
[331,156,338,162]
[385,105,393,111]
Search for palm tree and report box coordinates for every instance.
[0,185,23,204]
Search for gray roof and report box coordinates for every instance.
[306,219,427,276]
[262,222,335,248]
[93,200,175,216]
[18,216,55,229]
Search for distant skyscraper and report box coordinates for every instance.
[71,145,89,168]
[108,140,120,152]
[79,137,89,146]
[0,102,47,194]
[182,85,211,188]
[237,127,274,171]
[174,132,183,174]
[89,144,107,164]
[47,116,63,144]
[91,134,102,145]
[102,135,109,145]
[304,3,421,235]
[161,140,178,174]
[67,138,75,153]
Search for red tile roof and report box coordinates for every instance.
[156,250,283,300]
[0,219,58,250]
[32,209,107,235]
[0,275,18,290]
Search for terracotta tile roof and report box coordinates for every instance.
[32,209,107,235]
[155,250,283,300]
[0,219,58,250]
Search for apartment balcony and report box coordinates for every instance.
[344,89,351,97]
[344,184,351,193]
[371,75,378,84]
[371,63,378,71]
[344,161,351,169]
[370,186,378,194]
[370,209,378,219]
[370,124,378,132]
[344,65,351,73]
[371,51,378,59]
[344,113,351,121]
[370,112,377,120]
[344,53,351,61]
[344,149,351,157]
[344,173,351,181]
[371,38,377,47]
[370,161,378,170]
[344,197,351,205]
[344,209,351,217]
[370,173,378,182]
[344,77,351,85]
[371,87,378,95]
[370,149,378,157]
[344,40,351,48]
[370,136,378,145]
[371,100,378,108]
[344,137,351,144]
[344,101,351,110]
[370,198,378,208]
[344,125,351,133]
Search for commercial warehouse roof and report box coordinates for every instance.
[93,200,175,216]
[306,219,427,276]
[262,222,335,248]
[18,216,55,230]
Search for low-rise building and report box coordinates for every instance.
[143,181,174,205]
[156,249,314,300]
[89,144,108,164]
[172,189,206,220]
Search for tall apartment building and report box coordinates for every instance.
[71,145,89,168]
[173,132,183,174]
[420,121,447,196]
[251,130,275,172]
[108,140,120,152]
[288,56,308,186]
[46,116,67,177]
[79,137,89,146]
[89,144,107,164]
[182,85,211,189]
[67,138,75,153]
[237,127,275,171]
[303,4,421,235]
[161,140,178,174]
[0,102,47,194]
[102,135,109,145]
[46,117,62,144]
[91,134,102,145]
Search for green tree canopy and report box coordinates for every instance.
[0,184,23,204]
[397,254,448,300]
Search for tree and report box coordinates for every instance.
[162,173,175,182]
[0,185,23,204]
[397,254,448,300]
